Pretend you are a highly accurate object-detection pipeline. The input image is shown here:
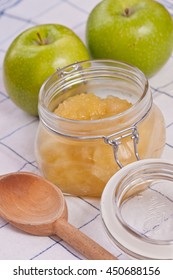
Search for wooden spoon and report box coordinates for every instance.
[0,172,116,260]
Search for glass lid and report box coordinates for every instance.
[101,159,173,259]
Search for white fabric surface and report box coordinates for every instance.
[0,0,173,260]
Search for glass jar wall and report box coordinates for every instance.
[35,60,165,197]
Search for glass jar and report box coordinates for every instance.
[101,159,173,259]
[35,59,165,197]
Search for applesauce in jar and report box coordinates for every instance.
[35,60,165,197]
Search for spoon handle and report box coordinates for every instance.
[53,218,117,260]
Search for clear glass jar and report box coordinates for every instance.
[35,60,165,197]
[101,159,173,259]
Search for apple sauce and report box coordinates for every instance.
[54,93,132,120]
[36,94,165,197]
[35,60,166,197]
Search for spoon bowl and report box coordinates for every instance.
[0,172,116,260]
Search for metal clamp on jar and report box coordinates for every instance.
[103,126,140,168]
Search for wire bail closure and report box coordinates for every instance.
[103,126,140,169]
[57,62,83,78]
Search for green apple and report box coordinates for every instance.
[86,0,173,77]
[3,24,90,116]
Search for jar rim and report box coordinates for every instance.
[101,159,173,259]
[38,59,152,137]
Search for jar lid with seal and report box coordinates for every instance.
[101,159,173,259]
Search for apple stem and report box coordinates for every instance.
[36,32,48,45]
[123,8,131,17]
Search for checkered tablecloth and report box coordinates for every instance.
[0,0,173,260]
